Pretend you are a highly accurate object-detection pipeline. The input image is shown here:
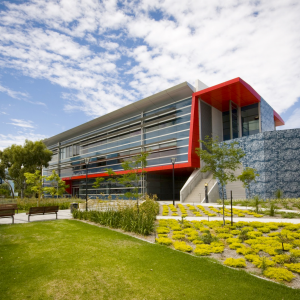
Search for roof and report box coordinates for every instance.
[43,81,195,146]
[193,77,285,126]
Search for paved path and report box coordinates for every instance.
[0,209,73,225]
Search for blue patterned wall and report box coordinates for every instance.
[220,129,300,199]
[260,97,275,132]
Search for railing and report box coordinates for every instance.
[180,167,211,203]
[200,179,218,203]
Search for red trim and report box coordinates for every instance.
[274,110,285,126]
[188,95,200,168]
[63,179,72,194]
[193,77,261,112]
[61,162,191,181]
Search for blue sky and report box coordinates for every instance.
[0,0,300,150]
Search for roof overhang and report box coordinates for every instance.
[193,77,285,126]
[193,77,260,111]
[274,110,285,126]
[44,81,194,147]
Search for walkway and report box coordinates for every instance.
[0,209,72,225]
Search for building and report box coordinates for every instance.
[44,77,296,202]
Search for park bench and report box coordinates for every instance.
[26,206,59,222]
[0,203,18,213]
[0,209,15,224]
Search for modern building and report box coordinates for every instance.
[43,77,297,202]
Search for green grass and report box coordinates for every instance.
[1,220,300,299]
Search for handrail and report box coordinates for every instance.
[180,168,211,202]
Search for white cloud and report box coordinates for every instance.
[7,119,35,129]
[279,108,300,130]
[0,132,48,151]
[0,0,299,121]
[0,83,28,100]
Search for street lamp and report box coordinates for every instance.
[84,158,90,211]
[171,157,176,206]
[21,164,24,199]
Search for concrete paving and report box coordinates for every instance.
[0,209,73,225]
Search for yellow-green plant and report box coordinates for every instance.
[263,267,295,282]
[224,258,246,268]
[156,237,173,246]
[284,263,300,274]
[173,241,193,252]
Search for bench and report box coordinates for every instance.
[26,206,59,222]
[0,204,18,213]
[0,209,15,224]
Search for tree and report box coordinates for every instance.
[117,151,149,211]
[196,136,245,225]
[92,168,116,198]
[44,170,69,198]
[0,140,52,198]
[24,170,45,206]
[237,167,259,198]
[0,183,11,197]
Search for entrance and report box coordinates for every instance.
[72,187,79,198]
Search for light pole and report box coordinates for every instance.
[84,158,89,211]
[171,158,176,206]
[21,164,24,199]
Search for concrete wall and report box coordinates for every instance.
[212,107,223,142]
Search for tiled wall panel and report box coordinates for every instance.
[219,129,300,199]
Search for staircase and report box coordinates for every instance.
[181,172,218,203]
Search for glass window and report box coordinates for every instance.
[241,103,259,137]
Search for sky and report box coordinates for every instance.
[0,0,300,150]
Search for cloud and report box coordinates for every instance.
[7,119,35,128]
[0,0,299,121]
[0,83,28,100]
[279,108,300,130]
[0,132,48,151]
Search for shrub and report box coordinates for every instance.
[290,249,300,258]
[272,254,290,264]
[247,231,262,239]
[194,244,212,256]
[156,227,170,234]
[173,241,193,252]
[263,267,295,282]
[284,263,300,274]
[236,247,256,255]
[230,230,241,235]
[227,238,241,244]
[252,257,275,269]
[245,254,260,262]
[257,227,271,233]
[156,237,173,246]
[72,203,156,235]
[224,258,246,268]
[200,232,219,244]
[217,233,233,239]
[211,246,224,253]
[229,243,244,250]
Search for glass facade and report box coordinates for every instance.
[44,97,192,199]
[223,102,260,141]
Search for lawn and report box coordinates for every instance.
[1,220,300,300]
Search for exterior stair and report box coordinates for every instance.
[181,172,218,203]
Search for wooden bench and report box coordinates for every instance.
[0,209,15,224]
[0,204,18,213]
[26,206,59,222]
